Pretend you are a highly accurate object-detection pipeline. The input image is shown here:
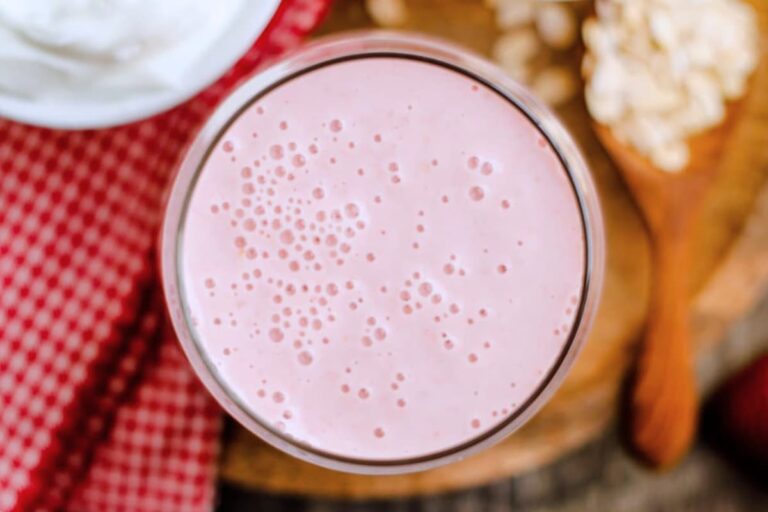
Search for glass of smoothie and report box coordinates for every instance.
[160,32,605,474]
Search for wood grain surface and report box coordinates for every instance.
[219,0,768,497]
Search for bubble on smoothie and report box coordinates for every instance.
[270,144,284,160]
[358,388,370,400]
[329,119,343,132]
[498,264,508,274]
[471,418,481,429]
[418,282,432,297]
[469,186,485,201]
[298,351,313,365]
[341,384,350,393]
[222,141,234,153]
[481,162,494,176]
[468,353,478,363]
[344,203,360,218]
[373,427,385,438]
[373,133,382,143]
[292,154,306,167]
[272,391,285,403]
[269,328,284,342]
[243,218,258,232]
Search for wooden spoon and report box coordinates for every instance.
[593,105,740,468]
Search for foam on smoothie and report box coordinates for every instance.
[180,57,585,460]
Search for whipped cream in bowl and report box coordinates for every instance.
[0,0,281,129]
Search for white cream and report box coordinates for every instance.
[0,0,246,100]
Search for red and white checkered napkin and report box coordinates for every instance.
[0,1,330,510]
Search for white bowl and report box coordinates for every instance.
[0,0,281,130]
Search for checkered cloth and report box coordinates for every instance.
[0,1,330,510]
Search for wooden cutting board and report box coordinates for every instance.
[219,0,768,498]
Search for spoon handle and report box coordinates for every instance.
[629,230,698,468]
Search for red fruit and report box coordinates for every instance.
[706,353,768,467]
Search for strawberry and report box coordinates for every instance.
[703,353,768,476]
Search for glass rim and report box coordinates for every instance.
[160,30,605,475]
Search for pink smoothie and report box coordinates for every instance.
[180,57,585,460]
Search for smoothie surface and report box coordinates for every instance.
[180,57,586,460]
